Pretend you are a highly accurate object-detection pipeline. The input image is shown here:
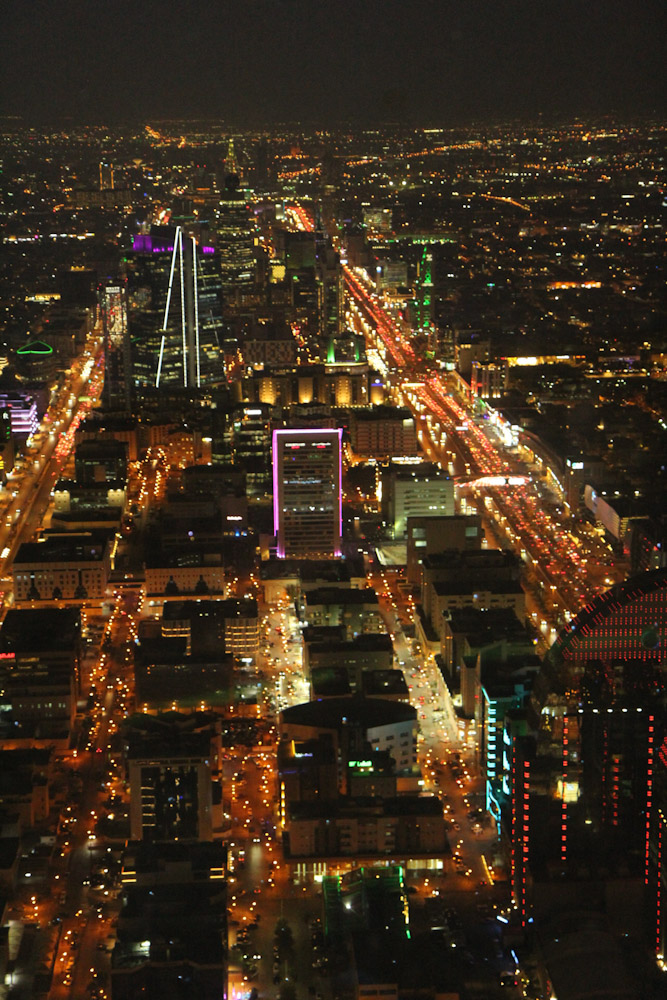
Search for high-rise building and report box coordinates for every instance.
[99,161,114,190]
[648,728,667,970]
[273,427,342,559]
[215,170,255,295]
[223,403,273,498]
[125,229,224,393]
[314,214,343,345]
[101,282,131,414]
[494,569,667,934]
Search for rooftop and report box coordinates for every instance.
[0,607,81,652]
[281,694,416,731]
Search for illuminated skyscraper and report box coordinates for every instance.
[215,143,255,295]
[101,282,131,414]
[99,161,114,190]
[224,136,240,179]
[501,569,667,918]
[314,210,343,343]
[272,427,342,559]
[125,229,224,393]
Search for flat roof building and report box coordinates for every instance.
[273,427,342,559]
[300,587,384,639]
[381,463,454,540]
[406,513,482,585]
[12,532,112,604]
[125,725,218,842]
[113,841,226,1000]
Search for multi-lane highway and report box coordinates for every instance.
[287,200,626,633]
[0,330,105,582]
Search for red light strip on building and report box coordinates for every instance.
[510,746,519,906]
[656,814,663,958]
[646,715,655,884]
[521,758,530,927]
[611,755,620,827]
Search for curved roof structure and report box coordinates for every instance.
[551,567,667,663]
[530,568,667,718]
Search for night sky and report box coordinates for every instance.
[1,0,666,124]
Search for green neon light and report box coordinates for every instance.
[17,340,53,356]
[385,236,455,244]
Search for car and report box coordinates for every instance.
[499,972,518,988]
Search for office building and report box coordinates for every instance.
[125,229,224,393]
[101,282,131,414]
[286,795,446,859]
[74,438,127,484]
[215,168,255,294]
[0,609,80,746]
[471,359,506,400]
[349,406,419,459]
[381,462,455,540]
[648,729,667,968]
[299,587,384,638]
[223,403,273,498]
[127,727,217,842]
[244,362,369,408]
[113,842,226,1000]
[0,607,81,675]
[0,408,14,482]
[12,532,113,604]
[420,548,523,626]
[304,632,394,690]
[273,427,342,559]
[406,513,483,585]
[99,160,114,190]
[143,546,225,604]
[280,695,419,776]
[161,598,259,659]
[0,391,39,438]
[0,655,76,747]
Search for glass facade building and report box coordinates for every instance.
[124,231,225,394]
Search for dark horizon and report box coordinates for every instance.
[1,0,665,127]
[1,111,666,131]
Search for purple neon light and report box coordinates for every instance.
[272,429,283,556]
[132,234,215,255]
[337,425,343,554]
[272,427,343,559]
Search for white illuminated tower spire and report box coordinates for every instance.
[155,226,202,389]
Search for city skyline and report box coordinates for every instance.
[0,103,665,998]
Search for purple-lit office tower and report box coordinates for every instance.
[125,228,224,393]
[273,428,342,559]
